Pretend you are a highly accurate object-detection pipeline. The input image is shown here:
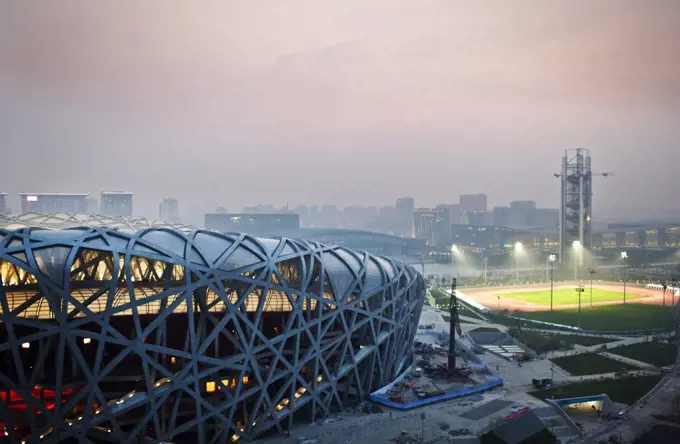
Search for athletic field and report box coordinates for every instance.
[494,288,643,306]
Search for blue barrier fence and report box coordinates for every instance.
[369,377,504,410]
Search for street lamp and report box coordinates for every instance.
[588,268,595,308]
[621,251,628,304]
[576,285,585,329]
[548,254,557,312]
[515,242,523,282]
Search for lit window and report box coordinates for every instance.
[21,342,30,349]
[170,357,177,364]
[206,381,216,393]
[82,338,91,345]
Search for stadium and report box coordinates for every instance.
[0,219,425,442]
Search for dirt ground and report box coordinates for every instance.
[463,283,675,312]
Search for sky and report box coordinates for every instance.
[1,0,679,225]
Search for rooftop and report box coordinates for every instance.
[18,193,89,197]
[0,212,196,232]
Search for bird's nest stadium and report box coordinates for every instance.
[0,218,425,442]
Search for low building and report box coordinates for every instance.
[205,212,300,235]
[100,191,133,217]
[270,228,427,258]
[18,193,88,213]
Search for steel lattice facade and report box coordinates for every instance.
[0,226,425,443]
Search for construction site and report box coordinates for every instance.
[258,280,679,444]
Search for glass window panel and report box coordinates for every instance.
[193,232,234,264]
[219,247,262,271]
[139,230,187,256]
[33,246,71,286]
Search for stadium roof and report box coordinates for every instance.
[0,212,196,232]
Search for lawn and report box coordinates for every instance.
[507,328,573,353]
[496,288,643,306]
[530,374,663,406]
[607,342,678,368]
[551,352,634,375]
[517,304,675,332]
[556,335,618,347]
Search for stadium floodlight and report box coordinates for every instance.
[572,241,582,280]
[514,242,524,281]
[547,254,557,311]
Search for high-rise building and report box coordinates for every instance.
[414,208,450,247]
[396,197,415,237]
[0,193,8,214]
[100,191,133,217]
[492,206,511,227]
[531,208,559,231]
[19,193,88,213]
[559,148,592,262]
[459,194,487,213]
[464,210,486,226]
[159,198,180,223]
[436,204,463,225]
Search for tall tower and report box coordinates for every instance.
[559,149,592,263]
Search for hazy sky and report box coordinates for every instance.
[1,0,679,223]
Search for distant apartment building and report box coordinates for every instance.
[19,193,88,213]
[459,194,488,213]
[205,213,300,235]
[159,198,180,223]
[395,197,415,237]
[463,210,486,226]
[530,208,559,231]
[414,208,450,247]
[436,204,463,225]
[100,192,133,217]
[0,193,8,214]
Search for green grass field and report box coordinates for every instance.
[607,342,678,368]
[496,288,643,306]
[551,352,634,375]
[530,374,663,406]
[518,304,674,331]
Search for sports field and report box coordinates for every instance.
[494,288,643,306]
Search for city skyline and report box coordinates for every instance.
[1,1,679,220]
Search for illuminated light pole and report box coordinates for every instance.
[548,254,557,312]
[588,268,595,308]
[515,242,523,282]
[576,285,585,329]
[621,251,628,304]
[572,240,581,281]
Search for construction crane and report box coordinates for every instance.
[514,319,532,361]
[553,172,614,179]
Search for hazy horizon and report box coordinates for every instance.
[2,1,679,225]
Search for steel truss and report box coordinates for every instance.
[0,227,424,443]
